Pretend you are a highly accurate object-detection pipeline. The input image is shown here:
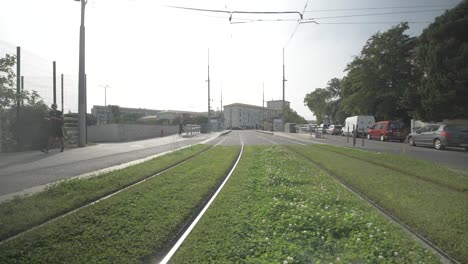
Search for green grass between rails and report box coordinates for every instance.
[315,144,468,192]
[0,144,210,241]
[0,145,240,264]
[289,145,468,263]
[172,146,440,263]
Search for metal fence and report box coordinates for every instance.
[0,40,78,113]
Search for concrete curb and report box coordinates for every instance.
[0,133,224,204]
[255,130,274,135]
[220,130,232,136]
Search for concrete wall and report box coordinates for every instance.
[88,124,178,142]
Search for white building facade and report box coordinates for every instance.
[224,103,280,129]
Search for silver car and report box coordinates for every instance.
[407,124,468,150]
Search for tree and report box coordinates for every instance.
[107,105,121,123]
[341,23,417,122]
[414,0,468,121]
[0,54,17,109]
[304,88,330,124]
[284,107,307,124]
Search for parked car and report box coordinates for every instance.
[407,124,468,150]
[326,125,342,135]
[367,121,408,142]
[342,116,375,136]
[318,123,330,133]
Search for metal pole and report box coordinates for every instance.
[77,0,86,147]
[104,86,107,106]
[16,46,21,123]
[61,74,64,113]
[21,76,24,106]
[85,74,87,144]
[53,61,57,105]
[207,48,211,133]
[282,48,285,130]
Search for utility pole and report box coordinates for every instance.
[207,48,211,133]
[16,46,21,123]
[61,74,64,113]
[282,48,286,130]
[77,0,87,147]
[21,76,24,106]
[262,82,265,122]
[101,85,109,106]
[53,61,57,105]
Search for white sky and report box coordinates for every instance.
[0,0,461,119]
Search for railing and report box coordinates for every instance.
[184,124,201,137]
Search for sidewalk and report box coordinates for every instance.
[0,132,225,202]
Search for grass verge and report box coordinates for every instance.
[172,146,440,263]
[0,145,240,263]
[315,144,468,192]
[289,145,468,262]
[0,144,210,241]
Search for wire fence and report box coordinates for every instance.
[0,40,78,113]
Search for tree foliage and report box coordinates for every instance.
[304,2,468,124]
[1,53,49,151]
[414,0,468,121]
[341,23,416,122]
[285,107,307,124]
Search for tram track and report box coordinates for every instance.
[253,132,459,264]
[158,134,244,264]
[0,136,229,245]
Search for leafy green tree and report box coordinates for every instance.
[414,0,468,121]
[285,107,307,124]
[304,88,330,124]
[341,23,417,122]
[107,105,121,123]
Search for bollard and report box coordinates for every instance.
[161,129,164,137]
[347,125,350,143]
[362,131,364,146]
[352,125,356,147]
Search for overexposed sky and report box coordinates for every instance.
[0,0,461,119]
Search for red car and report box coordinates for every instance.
[367,121,408,142]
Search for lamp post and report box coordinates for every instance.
[75,0,87,147]
[100,85,110,106]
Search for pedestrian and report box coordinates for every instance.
[42,103,64,153]
[178,122,184,136]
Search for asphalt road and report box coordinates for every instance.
[1,130,466,201]
[224,130,468,172]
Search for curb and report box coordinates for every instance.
[255,130,274,135]
[0,133,224,204]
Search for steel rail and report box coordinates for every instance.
[0,137,228,245]
[158,135,244,264]
[254,132,459,263]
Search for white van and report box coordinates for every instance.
[342,116,375,136]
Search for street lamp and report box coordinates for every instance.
[75,0,87,147]
[100,85,110,106]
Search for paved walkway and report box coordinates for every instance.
[0,132,224,202]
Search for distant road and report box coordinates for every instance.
[275,132,468,172]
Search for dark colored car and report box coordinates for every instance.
[367,121,408,142]
[407,124,468,150]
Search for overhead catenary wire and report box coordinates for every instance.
[303,4,456,12]
[285,0,310,47]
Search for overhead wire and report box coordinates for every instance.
[285,0,311,47]
[303,4,455,12]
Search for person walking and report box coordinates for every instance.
[178,122,184,137]
[42,103,64,153]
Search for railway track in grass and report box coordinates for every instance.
[157,135,244,264]
[253,132,460,264]
[0,136,230,246]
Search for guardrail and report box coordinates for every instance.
[184,124,201,137]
